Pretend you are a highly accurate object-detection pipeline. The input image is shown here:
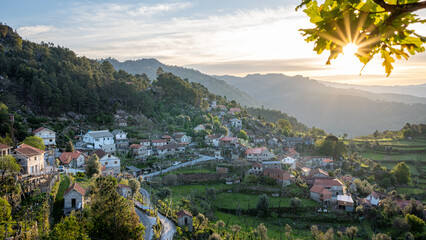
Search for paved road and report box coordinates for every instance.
[138,188,176,240]
[135,206,156,240]
[143,154,222,179]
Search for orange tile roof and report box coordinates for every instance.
[59,152,83,164]
[32,127,46,134]
[245,147,267,154]
[64,183,86,196]
[177,209,193,218]
[314,178,343,187]
[0,143,12,150]
[130,144,142,149]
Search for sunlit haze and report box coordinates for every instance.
[2,0,426,85]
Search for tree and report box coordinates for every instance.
[85,154,102,178]
[372,233,392,240]
[22,135,45,150]
[237,130,248,141]
[0,155,20,184]
[345,226,358,240]
[256,194,270,217]
[405,213,425,233]
[162,174,177,186]
[156,187,172,200]
[90,176,145,240]
[209,233,222,240]
[290,197,301,214]
[128,178,140,198]
[393,217,410,237]
[296,0,426,76]
[65,140,75,152]
[205,187,216,202]
[391,162,411,184]
[285,224,292,239]
[50,214,89,240]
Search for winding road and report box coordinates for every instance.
[136,187,177,240]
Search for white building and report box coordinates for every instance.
[111,129,128,150]
[99,153,121,174]
[230,118,242,129]
[32,127,56,149]
[245,147,274,162]
[281,156,296,169]
[82,130,115,153]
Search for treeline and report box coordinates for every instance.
[247,107,309,132]
[361,123,426,139]
[0,24,231,125]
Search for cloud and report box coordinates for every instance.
[17,25,55,37]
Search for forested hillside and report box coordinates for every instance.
[0,24,227,123]
[101,58,261,107]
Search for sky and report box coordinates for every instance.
[2,0,426,86]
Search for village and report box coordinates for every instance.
[2,99,421,240]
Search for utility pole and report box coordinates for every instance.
[9,114,15,147]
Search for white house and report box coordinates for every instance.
[247,162,263,175]
[82,130,115,153]
[230,118,242,129]
[32,127,56,149]
[245,147,274,161]
[281,156,296,169]
[152,139,167,147]
[366,192,380,206]
[13,144,45,174]
[140,139,151,147]
[205,134,222,147]
[174,133,191,143]
[99,153,121,174]
[111,129,128,150]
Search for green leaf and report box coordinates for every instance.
[381,49,395,77]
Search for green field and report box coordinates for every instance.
[214,192,317,210]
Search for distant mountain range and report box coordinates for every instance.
[320,81,426,98]
[217,74,426,136]
[104,58,426,137]
[103,58,261,108]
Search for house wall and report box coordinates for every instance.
[178,216,193,232]
[35,130,56,147]
[15,153,45,174]
[64,190,84,209]
[100,154,121,174]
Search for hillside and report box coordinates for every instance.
[101,58,261,107]
[217,74,426,136]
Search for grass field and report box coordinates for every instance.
[214,192,317,210]
[52,174,70,223]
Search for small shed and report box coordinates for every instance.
[63,183,86,215]
[177,210,193,232]
[117,184,132,198]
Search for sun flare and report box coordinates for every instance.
[343,43,358,56]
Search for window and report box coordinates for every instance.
[105,162,108,165]
[50,139,53,142]
[114,161,117,164]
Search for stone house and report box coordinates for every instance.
[310,185,332,205]
[245,147,274,161]
[174,133,191,143]
[262,160,282,169]
[337,195,354,211]
[32,127,56,149]
[253,137,266,145]
[59,151,86,168]
[247,162,263,175]
[151,139,167,148]
[205,134,222,147]
[130,144,150,159]
[314,178,344,200]
[63,183,86,215]
[365,191,380,206]
[99,153,121,174]
[13,144,45,174]
[219,137,239,149]
[112,129,129,152]
[263,168,294,186]
[117,184,132,198]
[177,210,193,232]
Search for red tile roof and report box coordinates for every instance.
[322,159,333,163]
[161,135,172,139]
[152,139,167,143]
[310,185,332,196]
[263,168,294,181]
[245,147,267,154]
[229,108,241,112]
[177,209,193,218]
[130,144,142,149]
[59,152,83,164]
[15,144,45,156]
[314,178,343,187]
[308,168,329,177]
[32,127,46,134]
[0,143,12,150]
[64,183,86,196]
[140,139,150,142]
[219,137,237,142]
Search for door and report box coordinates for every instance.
[72,198,76,208]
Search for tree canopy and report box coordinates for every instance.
[22,135,45,150]
[297,0,426,76]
